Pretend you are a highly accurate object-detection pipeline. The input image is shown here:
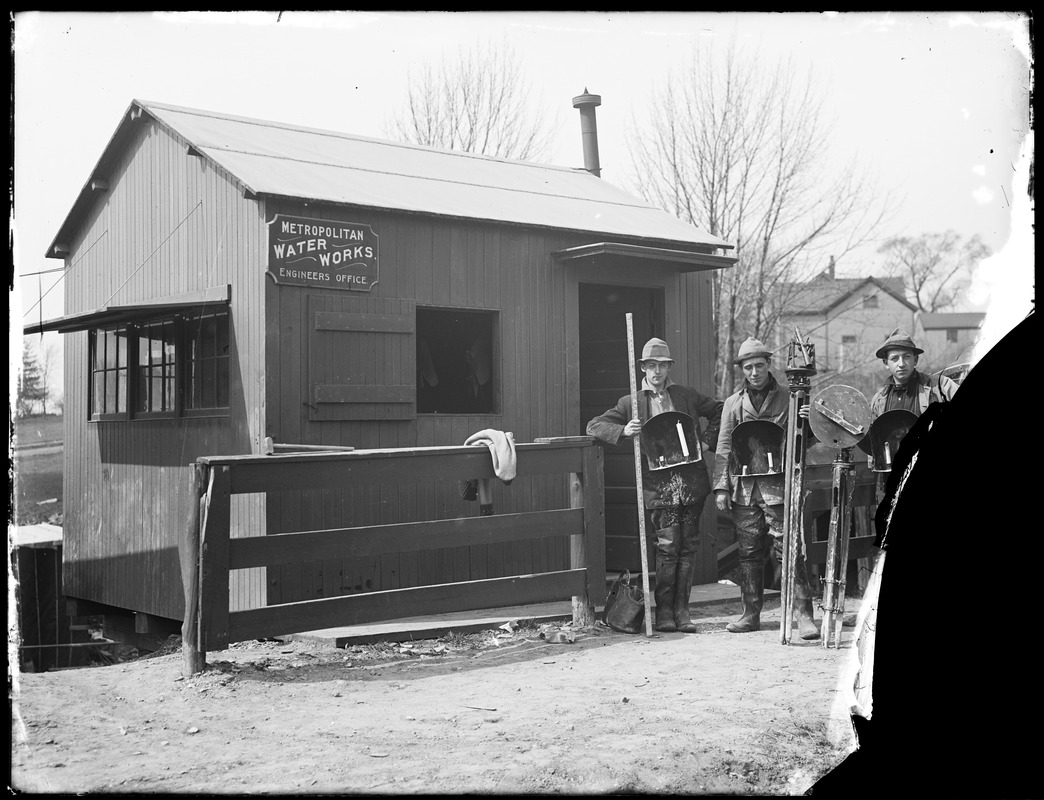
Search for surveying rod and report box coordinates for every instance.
[625,314,654,636]
[780,330,816,645]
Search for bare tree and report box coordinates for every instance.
[877,231,991,312]
[628,40,890,395]
[385,39,558,162]
[39,338,61,416]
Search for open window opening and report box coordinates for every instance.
[416,307,497,414]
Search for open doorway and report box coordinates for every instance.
[578,283,665,574]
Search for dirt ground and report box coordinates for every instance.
[9,594,862,796]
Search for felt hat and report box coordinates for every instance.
[638,338,674,363]
[733,337,772,365]
[875,328,923,359]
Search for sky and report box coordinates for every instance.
[10,11,1034,401]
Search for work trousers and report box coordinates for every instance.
[732,492,813,600]
[651,498,706,559]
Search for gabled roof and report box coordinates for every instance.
[48,99,733,257]
[779,275,915,315]
[917,312,986,330]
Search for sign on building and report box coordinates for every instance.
[267,215,379,291]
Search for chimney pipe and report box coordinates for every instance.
[572,89,602,177]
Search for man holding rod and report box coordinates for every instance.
[714,337,818,639]
[587,338,723,633]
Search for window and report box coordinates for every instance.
[136,320,177,414]
[188,312,231,410]
[416,307,497,414]
[862,295,878,309]
[839,335,857,372]
[90,327,129,418]
[89,310,229,420]
[946,328,959,343]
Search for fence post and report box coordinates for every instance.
[181,463,206,677]
[569,467,593,626]
[570,442,606,626]
[582,444,606,622]
[199,465,233,655]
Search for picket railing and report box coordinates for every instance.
[180,436,605,675]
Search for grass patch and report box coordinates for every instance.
[14,414,64,447]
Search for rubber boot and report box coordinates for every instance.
[673,556,698,633]
[796,599,820,640]
[653,531,679,632]
[793,561,821,640]
[726,562,764,633]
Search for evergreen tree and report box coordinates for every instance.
[18,339,47,417]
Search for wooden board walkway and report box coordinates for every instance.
[279,579,776,647]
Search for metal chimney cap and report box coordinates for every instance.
[572,89,601,108]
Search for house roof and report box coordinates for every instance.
[917,312,986,330]
[780,275,915,315]
[48,100,733,257]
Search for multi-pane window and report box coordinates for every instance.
[136,321,177,413]
[91,328,129,418]
[188,312,230,410]
[946,328,959,343]
[862,295,879,309]
[89,310,229,420]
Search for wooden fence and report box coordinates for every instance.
[181,436,605,675]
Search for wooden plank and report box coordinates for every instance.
[314,311,413,333]
[199,466,232,651]
[314,384,413,404]
[228,508,584,569]
[222,445,584,494]
[228,570,587,642]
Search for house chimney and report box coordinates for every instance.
[827,255,835,280]
[572,89,602,177]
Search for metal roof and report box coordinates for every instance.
[917,312,986,330]
[47,100,733,256]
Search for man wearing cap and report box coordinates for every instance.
[869,328,959,422]
[586,338,723,633]
[713,337,819,640]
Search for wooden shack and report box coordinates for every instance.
[26,97,736,636]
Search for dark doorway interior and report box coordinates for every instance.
[578,283,664,574]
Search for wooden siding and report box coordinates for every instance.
[682,270,723,586]
[60,117,268,620]
[264,202,725,602]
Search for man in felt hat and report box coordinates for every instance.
[869,328,959,421]
[713,336,819,639]
[587,337,723,633]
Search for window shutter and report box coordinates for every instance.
[308,295,416,421]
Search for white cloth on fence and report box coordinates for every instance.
[459,429,517,509]
[464,429,517,484]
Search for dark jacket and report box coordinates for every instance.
[869,371,959,419]
[713,375,789,506]
[586,383,723,505]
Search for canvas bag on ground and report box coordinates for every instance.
[603,570,645,634]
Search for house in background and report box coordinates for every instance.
[772,259,917,398]
[914,311,985,375]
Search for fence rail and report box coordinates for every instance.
[181,437,605,675]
